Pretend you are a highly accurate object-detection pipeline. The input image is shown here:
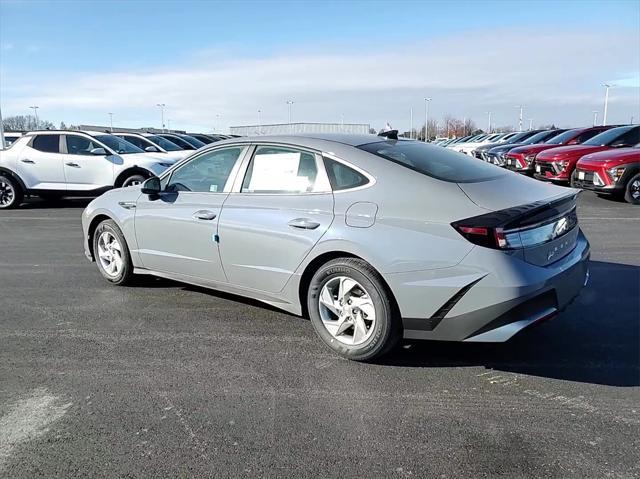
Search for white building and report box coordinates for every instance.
[230,122,370,136]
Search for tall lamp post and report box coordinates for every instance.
[515,105,524,132]
[528,118,534,130]
[257,109,262,134]
[424,97,431,142]
[592,111,598,127]
[29,105,39,129]
[286,100,294,133]
[486,111,492,134]
[156,103,166,132]
[602,83,614,126]
[108,112,114,132]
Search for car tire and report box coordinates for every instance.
[570,170,578,188]
[0,173,23,209]
[121,174,147,188]
[307,257,400,361]
[93,219,134,285]
[624,173,640,205]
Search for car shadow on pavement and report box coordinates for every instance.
[383,260,640,387]
[19,197,93,209]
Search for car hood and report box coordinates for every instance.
[121,152,174,165]
[458,171,571,211]
[509,144,557,155]
[475,142,506,152]
[488,142,527,154]
[536,144,606,160]
[578,147,640,164]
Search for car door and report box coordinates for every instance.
[134,145,248,282]
[217,144,334,293]
[17,134,66,190]
[63,134,116,191]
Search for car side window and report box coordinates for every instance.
[66,135,103,155]
[323,158,369,191]
[165,147,244,193]
[119,136,145,149]
[611,127,640,147]
[31,135,61,153]
[241,146,320,193]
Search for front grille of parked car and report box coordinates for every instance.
[536,163,555,176]
[572,170,595,189]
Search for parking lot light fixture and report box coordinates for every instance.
[592,111,598,127]
[258,109,262,134]
[487,111,492,134]
[156,103,166,132]
[108,112,113,132]
[515,105,524,132]
[286,100,294,133]
[528,118,533,131]
[29,105,39,129]
[424,97,431,142]
[602,84,615,126]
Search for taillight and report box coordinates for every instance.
[452,199,579,250]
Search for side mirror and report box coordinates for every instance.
[141,176,161,194]
[145,146,159,152]
[90,147,108,156]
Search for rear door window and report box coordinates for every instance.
[31,135,61,153]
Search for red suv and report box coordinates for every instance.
[534,125,640,184]
[504,126,611,175]
[572,145,640,204]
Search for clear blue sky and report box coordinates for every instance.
[1,0,638,132]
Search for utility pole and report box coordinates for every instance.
[424,97,431,142]
[286,100,294,133]
[156,103,166,132]
[167,119,172,131]
[410,107,413,139]
[0,105,6,149]
[108,112,114,132]
[602,83,614,126]
[592,111,598,127]
[528,118,533,130]
[515,105,524,132]
[486,111,492,134]
[29,105,39,129]
[257,109,262,134]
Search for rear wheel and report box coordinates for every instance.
[93,219,134,285]
[307,258,400,361]
[624,173,640,205]
[0,174,23,209]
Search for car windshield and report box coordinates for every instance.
[147,135,182,151]
[179,135,206,148]
[583,126,638,146]
[95,135,144,154]
[521,131,554,145]
[359,140,506,183]
[545,129,580,145]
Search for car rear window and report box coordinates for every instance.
[358,140,506,183]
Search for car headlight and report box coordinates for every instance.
[552,160,569,174]
[524,154,536,165]
[607,166,625,182]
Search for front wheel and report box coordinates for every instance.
[0,174,23,209]
[624,173,640,205]
[307,258,400,361]
[121,174,147,188]
[93,219,134,285]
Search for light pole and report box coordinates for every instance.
[486,111,492,134]
[528,118,533,130]
[156,103,166,132]
[515,105,524,132]
[0,105,6,149]
[167,119,172,131]
[29,105,39,129]
[602,83,614,126]
[592,111,598,127]
[108,112,113,132]
[286,100,294,133]
[257,109,262,134]
[424,97,431,142]
[409,107,413,139]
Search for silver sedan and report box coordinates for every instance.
[82,133,590,361]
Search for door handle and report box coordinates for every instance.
[65,162,80,167]
[20,159,35,164]
[193,210,217,220]
[288,218,321,230]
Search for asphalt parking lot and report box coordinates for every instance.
[0,192,638,478]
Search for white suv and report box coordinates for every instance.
[0,130,176,209]
[113,132,191,162]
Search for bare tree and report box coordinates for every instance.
[2,115,55,131]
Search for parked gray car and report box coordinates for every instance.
[81,133,590,361]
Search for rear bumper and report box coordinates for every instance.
[398,229,590,342]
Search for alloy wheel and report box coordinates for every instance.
[97,231,123,277]
[318,276,376,345]
[631,180,640,200]
[0,179,15,207]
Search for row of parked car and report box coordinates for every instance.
[434,125,640,204]
[0,129,238,208]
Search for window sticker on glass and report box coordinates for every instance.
[209,184,218,192]
[248,152,309,192]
